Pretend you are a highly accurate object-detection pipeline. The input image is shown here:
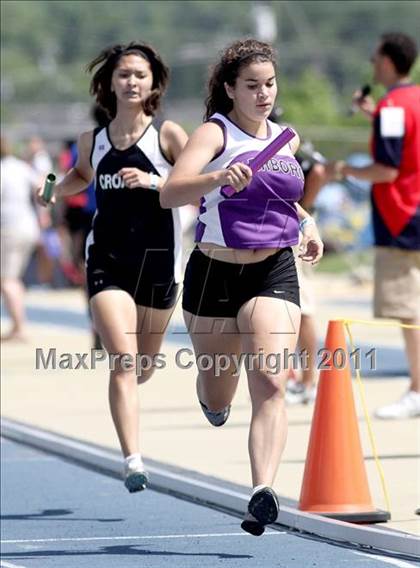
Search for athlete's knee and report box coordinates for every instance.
[109,352,138,378]
[249,370,286,399]
[197,376,233,410]
[136,366,156,385]
[136,351,167,384]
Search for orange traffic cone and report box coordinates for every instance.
[298,320,390,523]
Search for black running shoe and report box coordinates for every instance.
[247,487,279,526]
[199,401,231,427]
[241,512,265,536]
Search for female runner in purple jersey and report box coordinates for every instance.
[38,42,188,493]
[161,39,323,535]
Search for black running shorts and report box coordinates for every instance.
[86,245,179,309]
[182,246,300,317]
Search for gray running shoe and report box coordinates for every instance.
[285,380,317,405]
[124,462,149,493]
[199,401,231,427]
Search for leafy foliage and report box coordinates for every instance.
[2,0,419,127]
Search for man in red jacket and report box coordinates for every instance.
[330,32,420,419]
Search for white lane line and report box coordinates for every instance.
[1,531,285,545]
[353,551,419,567]
[1,561,28,568]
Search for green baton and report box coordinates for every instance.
[42,173,56,202]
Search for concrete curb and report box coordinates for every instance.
[1,417,418,559]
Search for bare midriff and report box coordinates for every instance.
[197,242,282,264]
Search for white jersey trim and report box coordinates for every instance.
[91,129,112,171]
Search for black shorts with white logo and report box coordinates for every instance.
[86,244,179,309]
[182,246,300,318]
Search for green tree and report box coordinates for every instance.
[280,69,340,125]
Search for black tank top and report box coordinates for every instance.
[86,122,182,280]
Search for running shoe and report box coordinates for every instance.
[124,461,149,493]
[199,401,231,427]
[374,390,420,419]
[246,487,279,527]
[285,380,317,405]
[241,512,265,536]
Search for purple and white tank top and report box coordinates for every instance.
[195,113,304,249]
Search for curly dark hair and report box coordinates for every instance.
[87,42,169,119]
[204,38,276,121]
[378,33,418,75]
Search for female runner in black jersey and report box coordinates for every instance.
[38,42,188,492]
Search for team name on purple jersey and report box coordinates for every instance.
[195,113,304,249]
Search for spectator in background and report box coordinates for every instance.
[25,136,57,285]
[1,137,41,341]
[58,139,78,173]
[26,136,53,177]
[58,139,88,285]
[329,32,420,419]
